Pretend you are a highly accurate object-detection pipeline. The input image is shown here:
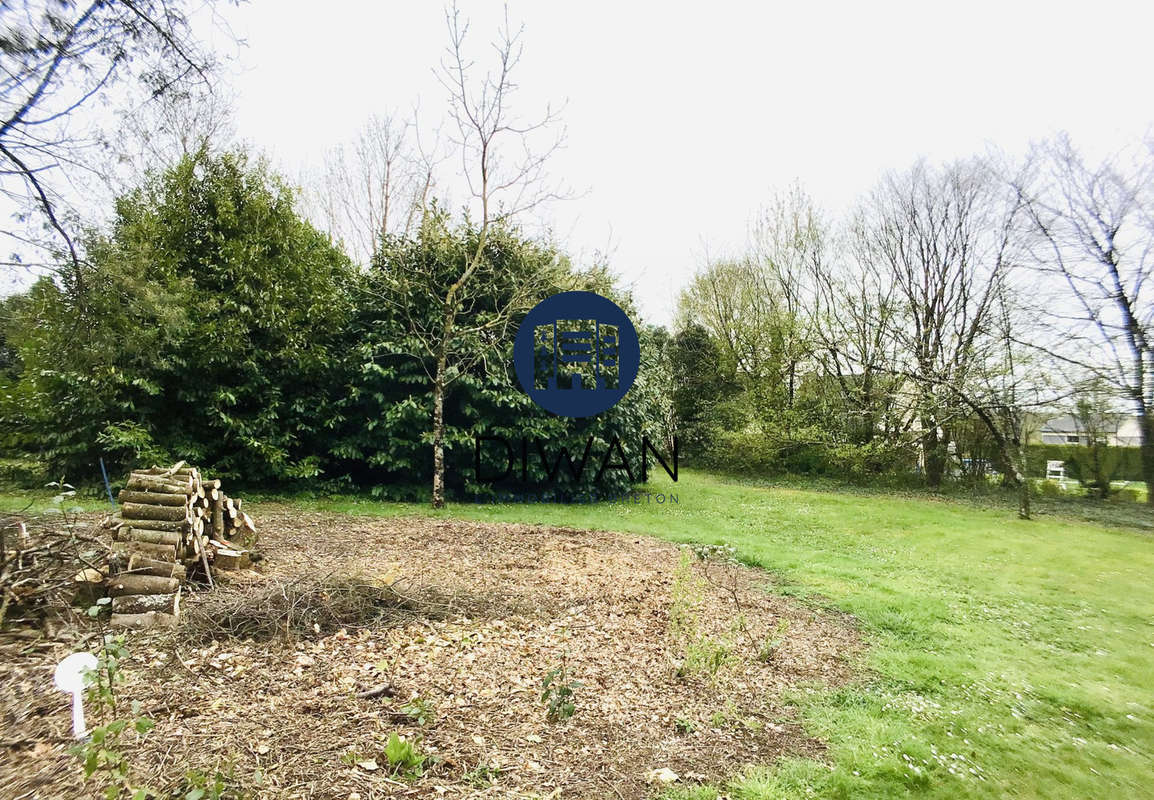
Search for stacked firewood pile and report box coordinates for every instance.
[103,462,256,630]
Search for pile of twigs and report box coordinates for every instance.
[180,575,452,643]
[0,514,110,630]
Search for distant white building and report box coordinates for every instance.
[1036,414,1142,447]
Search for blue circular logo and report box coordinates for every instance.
[514,291,640,418]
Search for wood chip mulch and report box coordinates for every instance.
[1,508,862,799]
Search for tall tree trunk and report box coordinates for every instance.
[922,416,945,488]
[1017,472,1031,520]
[1009,443,1030,520]
[432,365,447,510]
[1140,412,1154,507]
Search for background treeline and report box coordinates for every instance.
[667,145,1154,510]
[3,141,1152,509]
[0,152,669,499]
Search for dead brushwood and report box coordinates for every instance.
[180,575,455,643]
[0,514,111,630]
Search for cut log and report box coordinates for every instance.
[120,517,190,533]
[110,611,177,630]
[212,547,250,571]
[118,527,182,546]
[122,502,188,522]
[133,465,190,477]
[211,497,224,538]
[111,590,180,615]
[139,466,193,477]
[141,461,189,474]
[130,470,190,486]
[241,512,256,534]
[125,477,190,494]
[112,541,178,561]
[201,479,221,490]
[117,490,188,507]
[70,568,106,606]
[107,574,180,596]
[73,567,105,583]
[126,555,186,580]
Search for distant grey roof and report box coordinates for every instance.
[1039,415,1079,433]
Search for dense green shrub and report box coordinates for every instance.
[0,156,671,499]
[327,211,664,498]
[699,428,916,480]
[2,151,357,483]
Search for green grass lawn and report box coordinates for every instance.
[0,487,112,515]
[278,471,1154,799]
[5,471,1152,798]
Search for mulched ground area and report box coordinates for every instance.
[1,508,862,799]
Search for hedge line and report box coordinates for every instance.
[1026,444,1145,482]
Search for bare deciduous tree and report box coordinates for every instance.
[0,0,220,281]
[1016,135,1154,504]
[934,282,1056,518]
[115,84,236,177]
[843,157,1058,513]
[855,158,1014,487]
[307,113,439,265]
[811,233,910,446]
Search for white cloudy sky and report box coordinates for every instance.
[33,1,1154,323]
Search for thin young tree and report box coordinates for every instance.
[373,3,564,508]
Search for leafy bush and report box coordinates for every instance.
[3,151,355,485]
[1111,487,1141,504]
[1027,444,1144,482]
[699,428,916,480]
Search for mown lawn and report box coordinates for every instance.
[286,470,1154,799]
[5,471,1153,798]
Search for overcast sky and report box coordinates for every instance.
[157,2,1154,322]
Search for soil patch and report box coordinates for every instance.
[1,509,861,799]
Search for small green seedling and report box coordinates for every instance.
[541,664,581,722]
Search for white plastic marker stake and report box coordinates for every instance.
[54,651,98,739]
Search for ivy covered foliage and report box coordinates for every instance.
[0,152,673,498]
